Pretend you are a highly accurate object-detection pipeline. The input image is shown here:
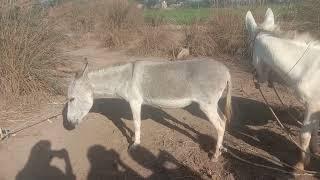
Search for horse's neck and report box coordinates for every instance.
[259,36,315,85]
[261,36,320,101]
[87,63,133,98]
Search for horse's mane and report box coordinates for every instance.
[258,26,318,44]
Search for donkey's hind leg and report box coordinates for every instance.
[199,101,226,162]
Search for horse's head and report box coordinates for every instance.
[245,8,277,83]
[245,8,277,41]
[66,61,93,128]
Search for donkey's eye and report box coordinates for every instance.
[69,98,75,102]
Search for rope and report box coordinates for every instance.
[0,113,62,141]
[254,78,320,160]
[248,29,262,60]
[221,146,320,177]
[271,85,303,126]
[286,41,313,76]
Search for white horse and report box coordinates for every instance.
[65,59,232,161]
[245,8,320,170]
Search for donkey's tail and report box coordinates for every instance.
[224,79,232,125]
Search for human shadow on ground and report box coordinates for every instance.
[87,145,142,180]
[86,144,203,180]
[16,140,76,180]
[90,98,216,154]
[128,145,203,179]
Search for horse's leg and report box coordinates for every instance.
[311,112,320,154]
[311,121,319,154]
[295,107,317,170]
[199,101,226,162]
[129,100,142,149]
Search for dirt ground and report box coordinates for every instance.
[0,39,319,180]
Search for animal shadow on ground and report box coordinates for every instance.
[183,95,300,128]
[221,97,320,176]
[16,140,76,180]
[90,98,216,155]
[128,145,203,179]
[87,145,142,180]
[223,145,295,180]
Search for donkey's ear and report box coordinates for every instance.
[75,58,89,79]
[261,8,275,31]
[245,11,257,34]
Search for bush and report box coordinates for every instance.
[184,22,218,56]
[130,25,183,57]
[0,3,63,102]
[61,0,143,48]
[185,9,247,57]
[296,0,320,38]
[97,0,144,48]
[64,0,101,33]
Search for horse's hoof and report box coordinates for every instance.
[293,162,305,171]
[211,156,219,162]
[210,153,221,162]
[128,143,139,152]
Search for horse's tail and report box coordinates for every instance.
[224,79,232,126]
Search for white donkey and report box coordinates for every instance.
[66,59,232,161]
[246,8,320,170]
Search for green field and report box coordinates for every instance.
[144,8,211,25]
[143,5,291,25]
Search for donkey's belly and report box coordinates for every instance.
[144,98,193,108]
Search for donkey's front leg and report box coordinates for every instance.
[129,100,142,150]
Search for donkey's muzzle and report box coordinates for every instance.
[63,119,76,131]
[62,104,76,131]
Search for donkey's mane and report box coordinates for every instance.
[88,62,133,75]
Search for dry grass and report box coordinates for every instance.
[295,0,320,38]
[184,9,248,58]
[130,25,183,58]
[272,1,320,39]
[54,1,319,59]
[96,0,144,48]
[0,3,63,104]
[59,0,144,48]
[184,22,218,57]
[208,10,248,57]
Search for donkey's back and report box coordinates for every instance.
[134,59,231,108]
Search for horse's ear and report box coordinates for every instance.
[261,8,275,31]
[75,58,89,79]
[245,11,257,35]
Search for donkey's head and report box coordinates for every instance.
[245,8,277,41]
[66,61,93,128]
